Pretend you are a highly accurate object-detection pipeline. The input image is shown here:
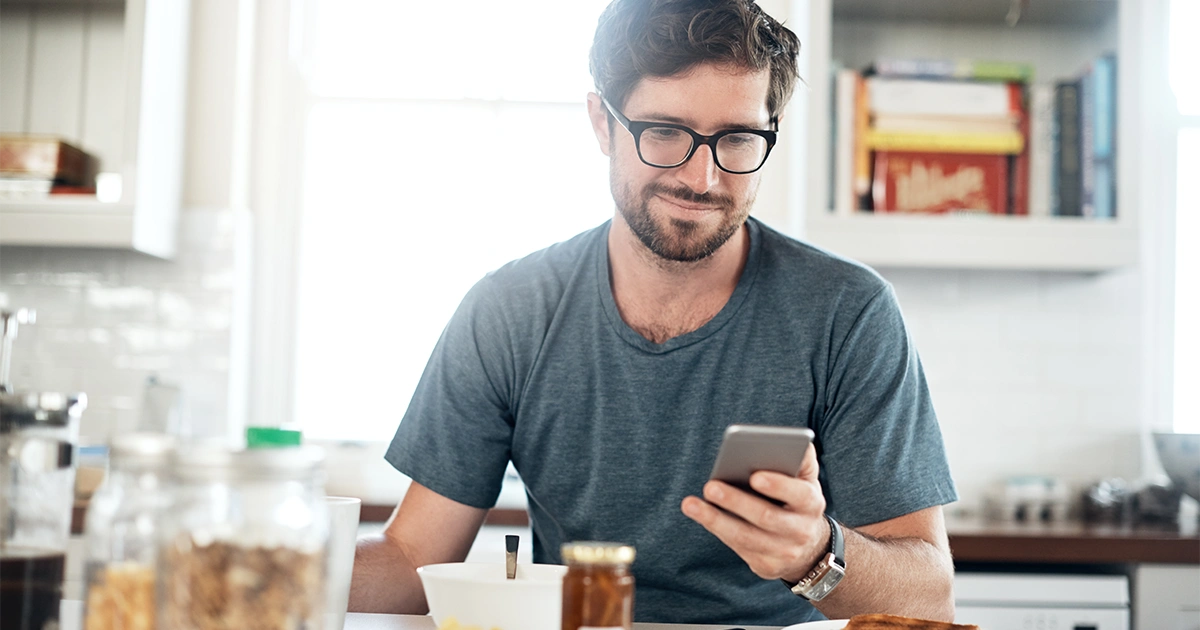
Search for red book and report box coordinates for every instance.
[1010,82,1031,215]
[872,150,1009,214]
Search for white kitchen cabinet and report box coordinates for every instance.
[786,0,1164,271]
[1133,564,1200,630]
[0,0,190,259]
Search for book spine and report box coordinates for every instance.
[1054,81,1082,216]
[1093,54,1117,219]
[872,58,1033,83]
[868,78,1015,118]
[835,69,858,215]
[1010,83,1030,216]
[871,150,1009,214]
[854,75,872,203]
[1080,64,1096,218]
[1028,84,1056,217]
[865,130,1024,154]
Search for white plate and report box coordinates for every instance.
[781,621,849,630]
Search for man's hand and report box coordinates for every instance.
[680,443,830,583]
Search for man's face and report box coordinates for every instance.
[591,64,773,263]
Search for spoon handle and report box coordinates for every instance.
[505,534,519,579]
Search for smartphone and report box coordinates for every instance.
[708,424,815,496]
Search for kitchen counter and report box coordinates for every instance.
[69,502,1200,565]
[57,601,783,630]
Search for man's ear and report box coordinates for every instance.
[586,92,612,157]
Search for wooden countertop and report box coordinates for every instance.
[71,502,1200,565]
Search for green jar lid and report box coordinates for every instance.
[245,426,302,448]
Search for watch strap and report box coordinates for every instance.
[827,513,845,567]
[783,514,846,601]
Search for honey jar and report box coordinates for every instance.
[561,541,636,630]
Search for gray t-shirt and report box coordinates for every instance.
[386,217,957,626]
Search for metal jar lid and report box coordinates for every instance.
[171,443,325,482]
[561,541,637,565]
[0,391,87,434]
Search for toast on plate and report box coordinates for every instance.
[845,613,980,629]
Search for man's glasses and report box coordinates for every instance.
[602,97,777,175]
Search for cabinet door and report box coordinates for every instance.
[1134,564,1200,630]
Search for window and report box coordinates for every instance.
[291,1,613,441]
[1170,0,1200,433]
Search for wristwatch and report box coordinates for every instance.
[784,514,846,601]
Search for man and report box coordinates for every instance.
[350,0,958,625]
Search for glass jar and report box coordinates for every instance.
[560,542,636,630]
[158,444,329,630]
[82,433,175,630]
[0,390,85,630]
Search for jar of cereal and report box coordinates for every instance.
[158,444,329,630]
[83,432,175,630]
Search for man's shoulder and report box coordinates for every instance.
[752,218,890,299]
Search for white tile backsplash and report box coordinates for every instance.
[883,266,1145,513]
[0,208,249,442]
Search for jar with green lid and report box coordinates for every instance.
[560,541,636,630]
[82,432,175,630]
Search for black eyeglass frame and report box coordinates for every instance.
[602,97,778,175]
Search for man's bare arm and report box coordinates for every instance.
[812,506,954,621]
[348,482,488,613]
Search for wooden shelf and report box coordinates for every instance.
[805,213,1137,271]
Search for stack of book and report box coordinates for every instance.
[0,135,98,200]
[833,58,1032,215]
[830,53,1118,219]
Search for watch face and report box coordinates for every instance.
[805,565,845,601]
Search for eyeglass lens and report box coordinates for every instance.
[638,127,769,173]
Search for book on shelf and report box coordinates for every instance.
[1082,54,1117,219]
[872,150,1009,215]
[868,57,1035,83]
[1009,83,1031,216]
[1053,80,1082,216]
[1027,84,1056,217]
[0,135,97,187]
[834,68,858,215]
[867,77,1019,119]
[866,129,1024,155]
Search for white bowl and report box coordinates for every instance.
[1153,432,1200,501]
[417,562,566,630]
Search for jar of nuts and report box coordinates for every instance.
[158,444,329,630]
[83,433,176,630]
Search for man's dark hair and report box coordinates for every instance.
[589,0,802,119]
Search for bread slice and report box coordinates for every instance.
[845,613,980,629]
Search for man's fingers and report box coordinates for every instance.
[681,494,776,556]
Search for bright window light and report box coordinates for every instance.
[1169,0,1200,115]
[1175,129,1199,434]
[293,1,613,442]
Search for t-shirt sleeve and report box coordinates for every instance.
[818,283,958,528]
[384,277,516,509]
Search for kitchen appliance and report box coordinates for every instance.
[955,572,1130,629]
[0,308,87,630]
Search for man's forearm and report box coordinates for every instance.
[348,533,429,614]
[813,528,956,621]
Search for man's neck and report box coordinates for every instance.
[607,215,750,343]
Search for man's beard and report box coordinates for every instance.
[613,175,752,263]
